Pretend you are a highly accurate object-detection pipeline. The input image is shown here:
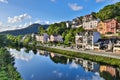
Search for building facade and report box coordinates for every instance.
[35,33,49,43]
[82,14,99,30]
[113,41,120,53]
[97,19,118,34]
[75,31,101,50]
[49,35,63,42]
[97,21,106,34]
[83,20,99,30]
[71,17,82,28]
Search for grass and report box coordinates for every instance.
[37,46,120,68]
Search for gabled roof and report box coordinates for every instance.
[103,19,117,23]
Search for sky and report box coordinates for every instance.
[0,0,120,32]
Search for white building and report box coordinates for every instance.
[83,20,99,30]
[113,41,120,53]
[35,33,49,43]
[82,14,100,30]
[71,24,82,28]
[71,17,82,28]
[75,31,101,50]
[49,34,63,42]
[66,21,71,28]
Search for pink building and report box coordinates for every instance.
[104,19,118,34]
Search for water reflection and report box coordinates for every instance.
[9,48,120,80]
[100,65,120,80]
[9,48,34,61]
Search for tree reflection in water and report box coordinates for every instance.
[9,48,120,80]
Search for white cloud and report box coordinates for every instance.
[8,13,31,23]
[0,0,8,3]
[29,22,32,25]
[110,0,120,3]
[33,19,50,24]
[0,22,3,26]
[51,0,56,2]
[9,48,33,61]
[34,19,41,24]
[96,0,105,3]
[52,70,63,78]
[91,75,105,80]
[68,3,83,11]
[96,0,120,3]
[17,22,32,29]
[31,74,34,78]
[44,21,50,24]
[69,61,79,69]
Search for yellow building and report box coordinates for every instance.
[100,65,116,77]
[97,21,106,34]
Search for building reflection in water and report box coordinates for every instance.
[49,52,71,64]
[36,50,120,80]
[100,65,120,80]
[73,58,100,72]
[100,65,116,77]
[37,50,49,57]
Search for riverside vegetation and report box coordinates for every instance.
[0,34,22,80]
[38,2,120,45]
[0,2,120,79]
[0,33,120,79]
[37,46,120,68]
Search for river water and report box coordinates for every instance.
[9,48,120,80]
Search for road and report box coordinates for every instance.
[47,46,120,59]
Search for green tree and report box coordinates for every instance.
[96,2,120,21]
[38,26,46,34]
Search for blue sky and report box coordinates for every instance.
[0,0,119,31]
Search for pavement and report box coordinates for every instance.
[47,46,120,59]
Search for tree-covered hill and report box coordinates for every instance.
[0,24,49,36]
[96,2,120,21]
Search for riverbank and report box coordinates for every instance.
[37,46,120,67]
[0,48,22,80]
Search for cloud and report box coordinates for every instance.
[91,75,105,80]
[44,21,50,24]
[51,0,56,2]
[96,0,105,3]
[34,19,41,24]
[69,61,79,69]
[0,22,3,26]
[36,20,50,24]
[17,22,32,29]
[9,48,33,61]
[8,13,31,23]
[0,0,8,3]
[96,0,120,3]
[53,70,63,78]
[68,3,83,11]
[31,74,34,79]
[110,0,120,3]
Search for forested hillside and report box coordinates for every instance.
[96,2,120,21]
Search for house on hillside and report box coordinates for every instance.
[113,41,120,53]
[35,33,49,43]
[49,34,63,42]
[71,17,82,28]
[82,14,99,30]
[75,31,101,50]
[82,14,96,22]
[93,37,120,51]
[66,21,71,28]
[117,23,120,32]
[97,19,118,34]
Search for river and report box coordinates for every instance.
[9,48,120,80]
